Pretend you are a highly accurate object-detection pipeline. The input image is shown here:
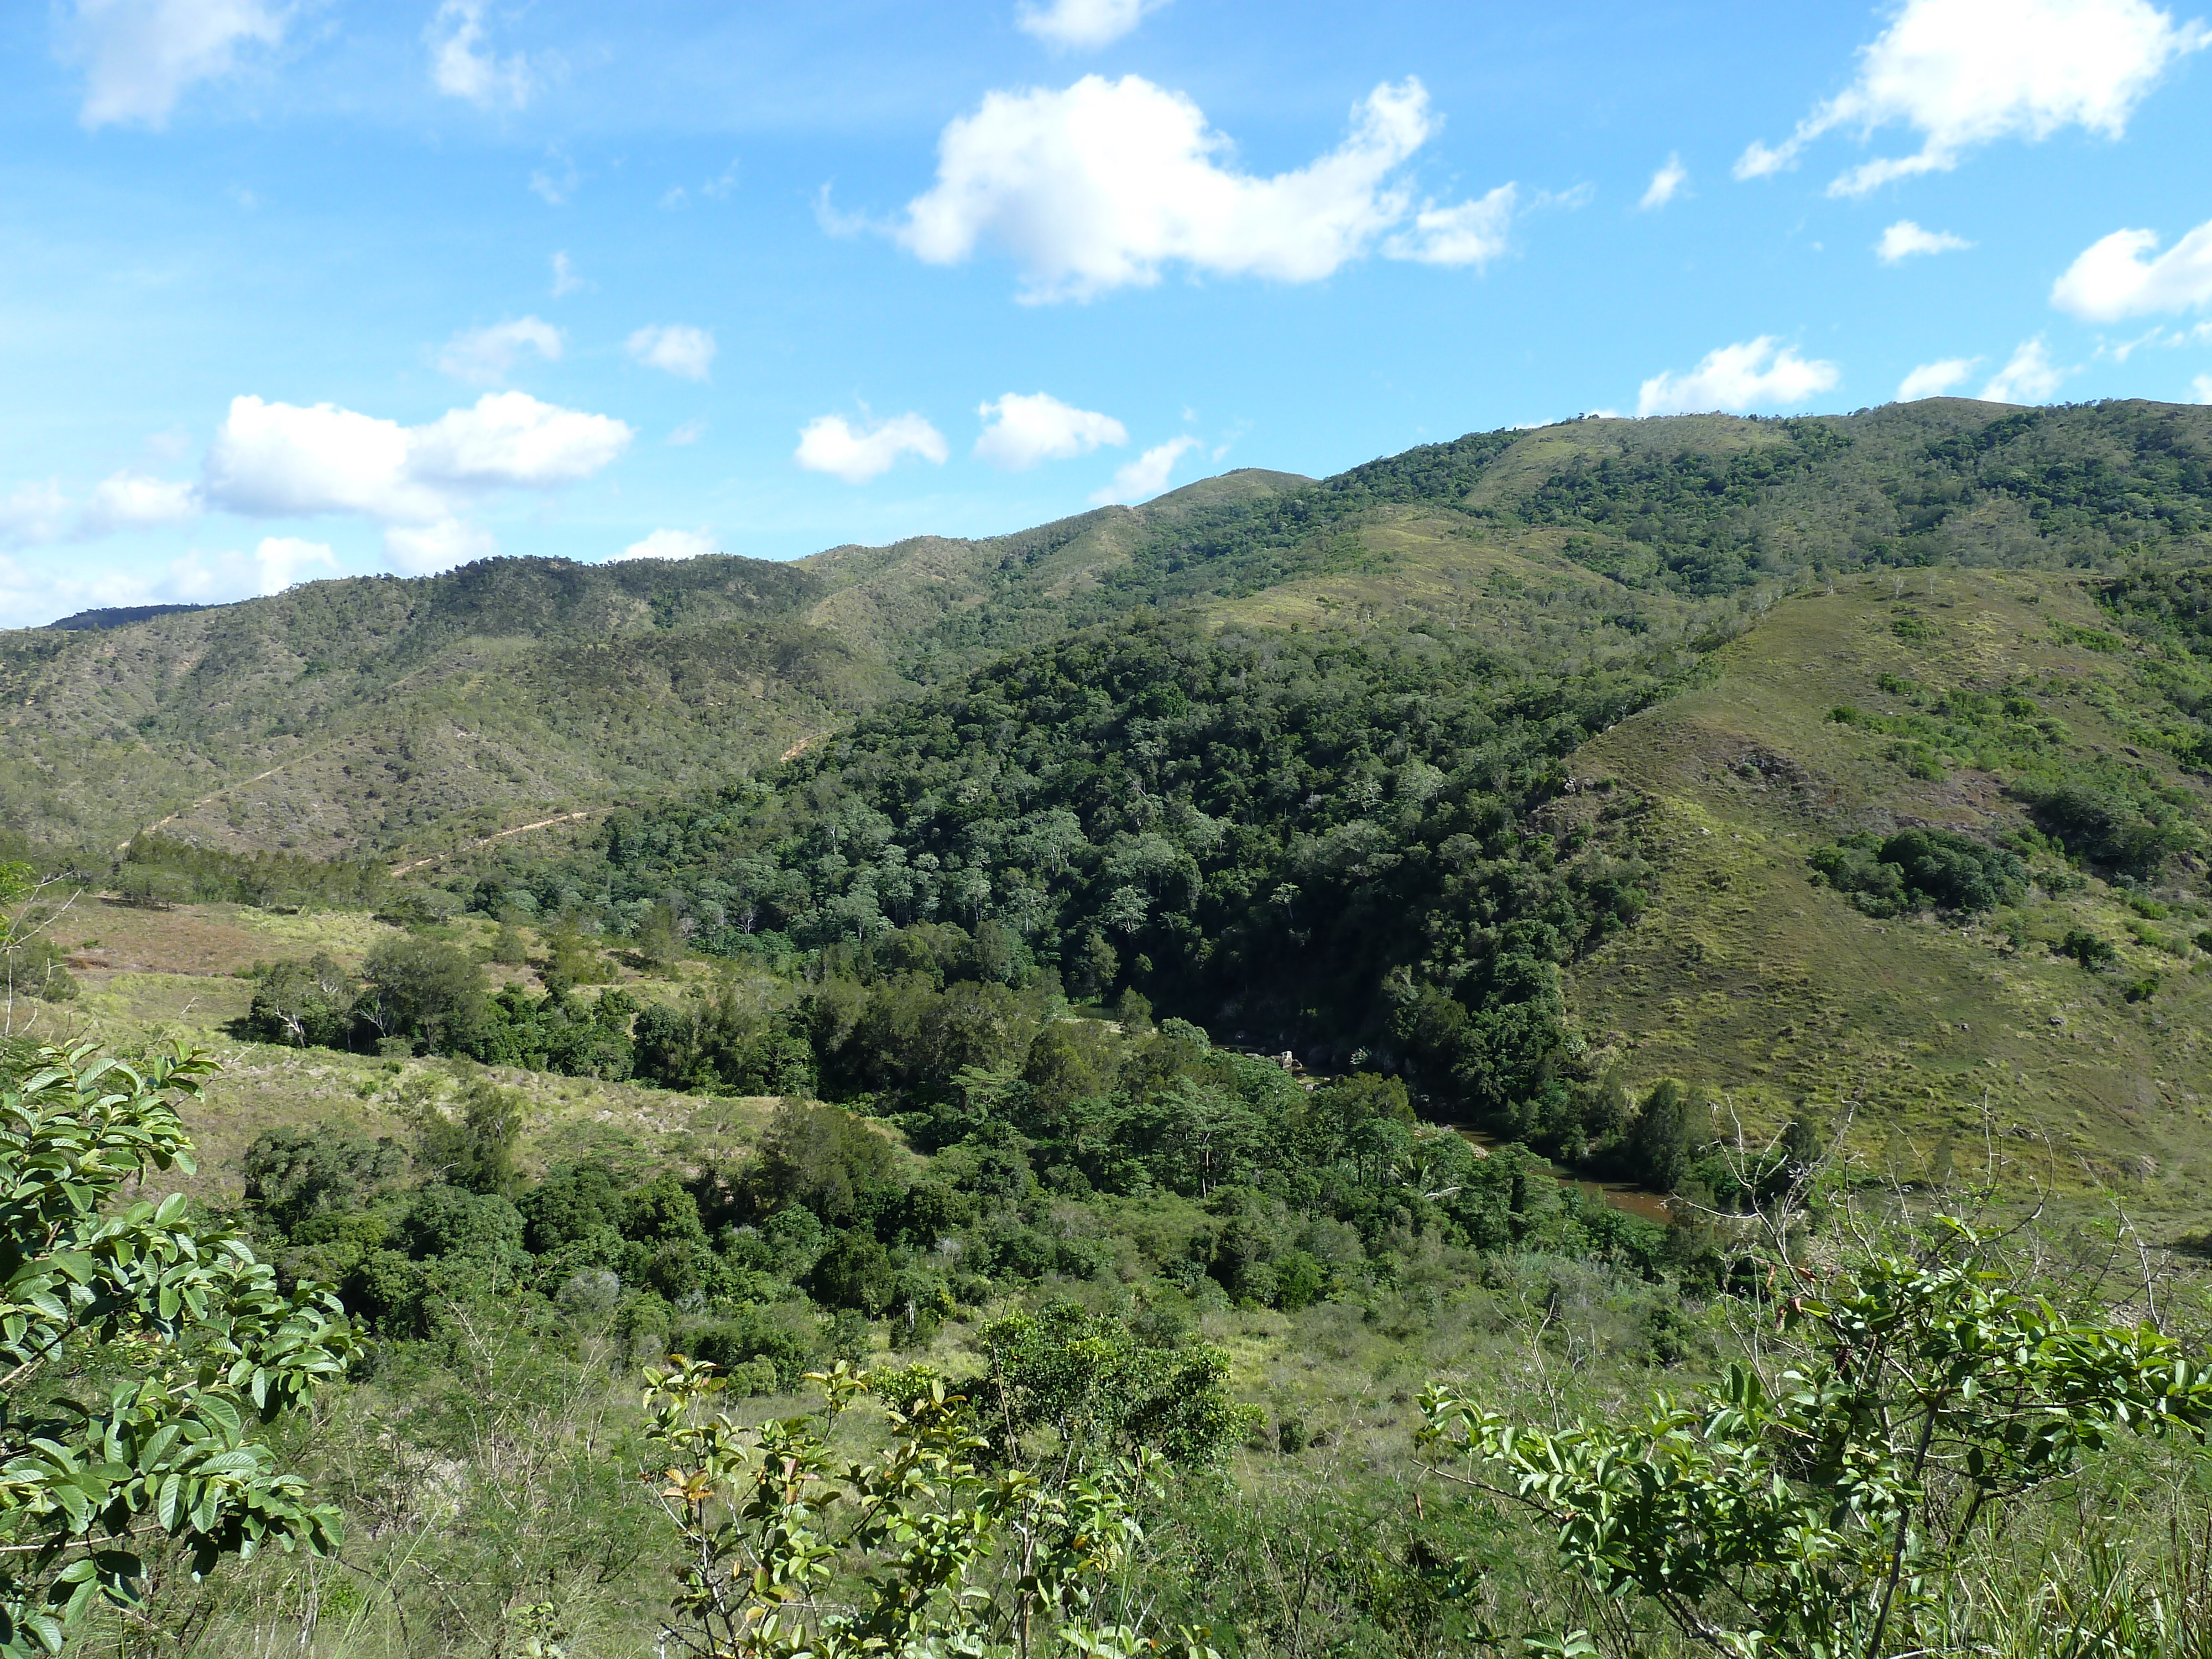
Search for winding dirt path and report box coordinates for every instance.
[388,809,604,877]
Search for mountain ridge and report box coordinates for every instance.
[4,399,2206,867]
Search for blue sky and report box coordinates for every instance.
[3,0,2211,626]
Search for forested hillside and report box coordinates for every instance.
[10,398,2212,1659]
[5,399,2208,868]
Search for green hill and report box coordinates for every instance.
[8,397,2212,1216]
[0,554,893,862]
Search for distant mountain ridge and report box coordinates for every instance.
[45,602,214,630]
[3,398,2207,865]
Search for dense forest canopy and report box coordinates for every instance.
[471,615,1672,1142]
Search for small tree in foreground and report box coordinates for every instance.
[640,1358,1220,1659]
[1421,1217,2212,1659]
[1,1044,354,1656]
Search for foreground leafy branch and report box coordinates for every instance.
[1421,1218,2212,1659]
[0,1043,355,1657]
[640,1357,1218,1659]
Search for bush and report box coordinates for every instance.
[2060,929,2118,972]
[679,1307,818,1391]
[240,954,356,1047]
[400,1184,524,1264]
[356,936,488,1054]
[1624,1079,1698,1191]
[243,1125,406,1235]
[416,1078,526,1196]
[752,1098,905,1225]
[2,933,77,1001]
[1808,828,2025,916]
[519,1163,624,1254]
[2015,781,2195,878]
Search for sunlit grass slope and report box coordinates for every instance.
[1556,566,2212,1228]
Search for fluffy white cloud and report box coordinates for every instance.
[899,75,1494,301]
[1091,435,1199,504]
[250,535,336,592]
[203,392,632,524]
[1981,337,2069,401]
[205,398,427,519]
[2050,215,2212,319]
[550,251,585,295]
[80,470,199,534]
[1,481,71,549]
[1897,357,1981,399]
[1636,337,1841,416]
[2193,373,2212,401]
[1735,0,2209,196]
[1,472,201,547]
[425,1,533,111]
[67,0,287,129]
[1877,220,1973,262]
[1384,184,1517,267]
[437,316,564,386]
[408,394,633,489]
[83,536,336,615]
[626,324,717,382]
[383,518,497,575]
[614,528,719,562]
[1015,0,1170,49]
[974,392,1128,470]
[1640,153,1689,210]
[794,413,949,483]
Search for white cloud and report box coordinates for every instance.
[1636,337,1841,416]
[626,324,717,382]
[425,1,533,111]
[1091,435,1199,504]
[794,413,949,483]
[1897,357,1981,399]
[550,251,585,295]
[1384,184,1517,267]
[1,481,72,549]
[383,518,498,575]
[899,75,1495,301]
[2193,373,2212,401]
[530,153,580,206]
[437,316,564,386]
[131,536,336,608]
[668,418,707,446]
[66,0,288,130]
[250,535,336,593]
[1877,220,1973,262]
[205,397,429,520]
[614,528,718,562]
[2099,319,2212,358]
[1981,337,2069,401]
[1640,153,1689,210]
[407,394,633,490]
[974,392,1128,469]
[1016,0,1170,49]
[1735,0,2209,196]
[203,392,632,524]
[2050,215,2212,319]
[80,470,199,534]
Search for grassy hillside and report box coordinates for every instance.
[1557,565,2212,1220]
[0,555,894,862]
